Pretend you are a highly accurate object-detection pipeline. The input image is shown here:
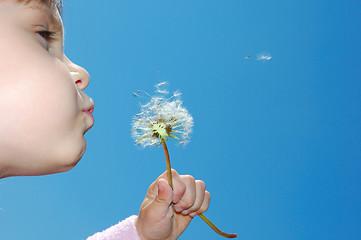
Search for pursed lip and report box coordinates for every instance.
[82,102,95,121]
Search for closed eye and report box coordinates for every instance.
[37,30,56,41]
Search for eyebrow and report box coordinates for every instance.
[26,3,63,32]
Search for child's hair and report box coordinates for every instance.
[16,0,62,12]
[16,0,59,5]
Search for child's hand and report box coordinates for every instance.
[136,169,210,240]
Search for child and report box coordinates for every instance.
[0,0,210,239]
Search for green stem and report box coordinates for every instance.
[198,213,238,238]
[161,140,173,188]
[160,140,237,238]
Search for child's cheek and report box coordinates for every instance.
[2,72,76,136]
[0,60,84,168]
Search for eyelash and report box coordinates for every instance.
[37,30,56,41]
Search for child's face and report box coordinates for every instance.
[0,0,94,178]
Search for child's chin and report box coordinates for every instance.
[51,137,87,173]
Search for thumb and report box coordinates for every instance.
[155,178,173,206]
[138,179,175,239]
[145,178,173,220]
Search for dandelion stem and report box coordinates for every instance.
[198,214,238,238]
[161,140,173,188]
[160,140,237,238]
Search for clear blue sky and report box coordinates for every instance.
[1,0,361,239]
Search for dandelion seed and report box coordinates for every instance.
[131,83,193,147]
[258,55,272,61]
[257,51,272,61]
[155,82,167,88]
[155,81,169,95]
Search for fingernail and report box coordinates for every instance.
[181,210,189,215]
[189,212,198,217]
[174,206,182,213]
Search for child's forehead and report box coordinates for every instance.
[16,0,63,21]
[16,0,61,14]
[16,0,58,6]
[9,0,64,33]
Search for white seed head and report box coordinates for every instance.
[131,83,193,147]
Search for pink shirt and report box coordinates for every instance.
[87,215,140,240]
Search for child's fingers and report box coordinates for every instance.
[191,190,211,217]
[168,169,186,204]
[144,170,210,217]
[181,180,206,216]
[173,175,196,213]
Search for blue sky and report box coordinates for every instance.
[1,0,361,239]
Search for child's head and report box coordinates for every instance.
[0,0,94,178]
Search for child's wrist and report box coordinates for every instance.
[135,216,147,240]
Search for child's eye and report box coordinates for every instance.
[37,30,56,41]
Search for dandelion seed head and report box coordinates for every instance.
[131,83,193,147]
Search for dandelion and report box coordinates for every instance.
[131,89,193,147]
[131,82,237,238]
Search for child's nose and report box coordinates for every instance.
[71,64,90,90]
[65,56,90,90]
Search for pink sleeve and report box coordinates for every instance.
[87,215,141,240]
